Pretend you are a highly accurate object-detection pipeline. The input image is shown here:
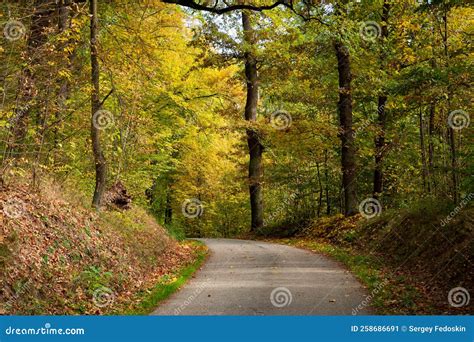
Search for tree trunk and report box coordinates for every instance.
[90,0,107,209]
[242,11,263,231]
[427,26,437,194]
[334,40,357,216]
[448,125,458,203]
[442,11,458,204]
[316,161,323,217]
[164,188,173,224]
[58,0,73,104]
[419,108,429,191]
[52,0,73,157]
[373,95,387,199]
[373,1,390,200]
[428,100,436,193]
[324,149,330,215]
[6,0,56,157]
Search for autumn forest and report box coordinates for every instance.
[0,0,472,316]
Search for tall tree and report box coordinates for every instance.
[6,0,57,157]
[334,40,357,216]
[334,1,357,216]
[442,6,458,204]
[242,11,264,231]
[419,108,429,191]
[373,0,390,199]
[90,0,107,209]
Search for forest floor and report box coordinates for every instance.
[0,180,207,315]
[1,179,471,315]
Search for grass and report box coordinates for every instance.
[272,238,425,314]
[117,240,208,315]
[163,222,187,241]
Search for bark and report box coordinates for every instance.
[442,10,458,204]
[242,11,264,231]
[163,0,286,14]
[419,108,429,191]
[316,161,323,217]
[90,0,107,209]
[334,40,357,216]
[373,95,387,199]
[58,0,72,31]
[53,0,73,155]
[165,186,173,224]
[428,99,436,192]
[427,28,437,193]
[448,125,458,202]
[373,0,390,200]
[324,149,330,215]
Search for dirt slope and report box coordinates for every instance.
[0,181,194,314]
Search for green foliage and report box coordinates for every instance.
[78,266,113,293]
[0,0,471,238]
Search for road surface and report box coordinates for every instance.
[152,238,372,315]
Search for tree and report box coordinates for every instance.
[373,0,390,199]
[334,2,357,216]
[242,11,264,231]
[6,0,57,158]
[163,0,287,14]
[90,0,107,209]
[0,0,471,238]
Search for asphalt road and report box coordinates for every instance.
[152,238,372,315]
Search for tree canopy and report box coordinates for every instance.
[0,0,472,237]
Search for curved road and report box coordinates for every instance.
[152,239,372,315]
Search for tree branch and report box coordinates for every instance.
[162,0,292,14]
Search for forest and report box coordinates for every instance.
[0,0,472,315]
